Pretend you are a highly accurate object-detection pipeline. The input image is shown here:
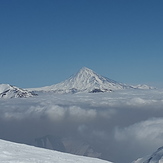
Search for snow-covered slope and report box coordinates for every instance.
[133,146,163,163]
[0,139,113,163]
[0,84,36,98]
[132,84,154,90]
[30,67,154,94]
[32,67,134,93]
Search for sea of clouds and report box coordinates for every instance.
[0,89,163,163]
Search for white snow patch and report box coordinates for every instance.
[0,139,113,163]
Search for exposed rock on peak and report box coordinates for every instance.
[0,84,37,98]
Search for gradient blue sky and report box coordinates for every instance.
[0,0,163,88]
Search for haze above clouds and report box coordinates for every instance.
[1,90,163,163]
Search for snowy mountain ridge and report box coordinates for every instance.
[133,146,163,163]
[31,67,153,93]
[0,84,36,98]
[0,139,113,163]
[0,67,154,98]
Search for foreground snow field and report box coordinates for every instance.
[0,139,112,163]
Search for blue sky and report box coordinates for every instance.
[0,0,163,88]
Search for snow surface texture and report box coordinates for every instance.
[0,139,112,163]
[0,84,36,98]
[31,67,153,93]
[133,146,163,163]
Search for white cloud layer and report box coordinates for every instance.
[0,89,163,163]
[115,118,163,147]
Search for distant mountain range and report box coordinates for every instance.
[31,67,154,93]
[0,67,154,98]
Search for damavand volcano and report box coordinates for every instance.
[32,67,153,93]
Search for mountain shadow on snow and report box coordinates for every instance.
[35,135,101,158]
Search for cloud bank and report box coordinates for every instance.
[0,90,163,163]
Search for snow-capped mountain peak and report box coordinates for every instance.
[69,67,109,87]
[72,67,114,85]
[30,67,154,94]
[0,84,36,98]
[32,67,129,93]
[133,146,163,163]
[77,66,93,74]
